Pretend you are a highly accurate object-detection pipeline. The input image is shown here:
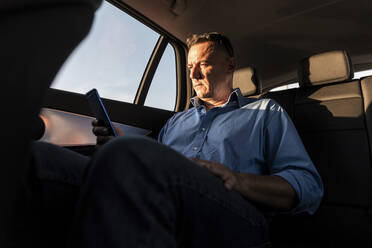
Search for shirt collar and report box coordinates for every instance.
[190,88,246,108]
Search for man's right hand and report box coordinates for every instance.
[91,119,122,148]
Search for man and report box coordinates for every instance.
[32,32,323,248]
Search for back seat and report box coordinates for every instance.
[233,66,261,96]
[260,50,372,246]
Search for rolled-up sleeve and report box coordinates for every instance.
[265,103,323,215]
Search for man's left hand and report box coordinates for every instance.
[190,158,238,190]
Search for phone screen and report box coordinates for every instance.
[85,88,117,137]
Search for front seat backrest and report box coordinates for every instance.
[0,0,102,247]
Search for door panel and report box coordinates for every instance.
[41,88,175,145]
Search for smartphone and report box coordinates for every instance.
[85,88,117,137]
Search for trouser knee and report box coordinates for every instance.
[91,135,184,178]
[30,141,89,185]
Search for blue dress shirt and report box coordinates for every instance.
[158,88,323,215]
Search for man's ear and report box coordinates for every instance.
[227,57,236,73]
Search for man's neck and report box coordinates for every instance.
[201,99,226,111]
[200,89,233,111]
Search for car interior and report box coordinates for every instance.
[2,0,372,247]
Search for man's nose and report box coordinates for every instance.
[190,66,202,80]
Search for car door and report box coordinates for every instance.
[39,0,192,155]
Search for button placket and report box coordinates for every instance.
[191,107,217,154]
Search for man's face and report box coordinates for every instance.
[187,41,235,99]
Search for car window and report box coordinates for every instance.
[51,1,160,103]
[353,69,372,79]
[270,82,299,92]
[144,44,177,111]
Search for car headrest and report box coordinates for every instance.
[298,50,354,87]
[233,66,260,96]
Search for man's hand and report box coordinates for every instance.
[92,119,123,148]
[190,158,238,190]
[190,157,298,210]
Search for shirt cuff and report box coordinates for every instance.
[273,169,321,215]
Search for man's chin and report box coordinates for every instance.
[194,87,212,98]
[196,92,212,99]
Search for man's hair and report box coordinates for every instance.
[186,32,234,58]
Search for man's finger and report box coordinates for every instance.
[92,119,104,127]
[92,119,98,126]
[198,161,212,169]
[189,157,210,168]
[224,180,235,190]
[204,162,226,176]
[92,126,109,136]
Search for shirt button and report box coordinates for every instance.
[201,128,206,132]
[193,146,198,151]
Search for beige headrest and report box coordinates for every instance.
[298,50,353,87]
[233,67,258,96]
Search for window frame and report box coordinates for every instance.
[134,35,170,106]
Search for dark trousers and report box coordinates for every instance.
[30,135,270,248]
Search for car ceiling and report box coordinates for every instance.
[119,0,372,91]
